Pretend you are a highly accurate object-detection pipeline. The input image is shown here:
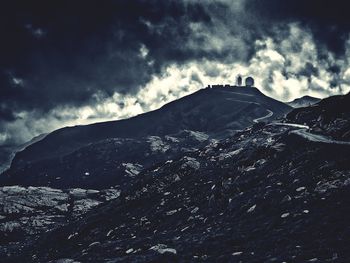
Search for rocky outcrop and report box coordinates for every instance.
[0,186,120,258]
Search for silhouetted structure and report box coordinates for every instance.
[237,75,242,86]
[207,75,255,89]
[245,76,254,87]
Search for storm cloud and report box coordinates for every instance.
[1,0,350,147]
[245,0,350,55]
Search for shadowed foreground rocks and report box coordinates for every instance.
[6,122,350,262]
[2,92,350,262]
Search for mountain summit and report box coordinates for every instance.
[1,86,291,189]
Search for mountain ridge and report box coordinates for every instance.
[1,86,291,189]
[287,95,321,108]
[12,87,290,163]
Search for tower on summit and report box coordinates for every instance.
[236,75,242,86]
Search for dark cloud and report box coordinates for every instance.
[245,0,350,55]
[1,0,350,147]
[0,106,16,122]
[298,62,319,78]
[0,0,213,115]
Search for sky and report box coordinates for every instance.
[1,0,350,147]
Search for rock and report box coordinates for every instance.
[247,204,256,213]
[281,195,292,203]
[191,207,199,214]
[147,136,170,153]
[281,213,290,218]
[88,242,100,247]
[166,210,178,216]
[150,244,177,255]
[122,163,143,177]
[125,248,134,254]
[296,187,306,192]
[181,157,200,170]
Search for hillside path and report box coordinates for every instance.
[270,122,350,145]
[253,109,274,123]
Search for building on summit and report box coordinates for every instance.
[207,75,255,89]
[245,76,254,87]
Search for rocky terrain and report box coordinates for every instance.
[0,91,349,262]
[287,95,320,108]
[0,186,120,258]
[1,130,212,189]
[1,87,291,189]
[286,93,350,140]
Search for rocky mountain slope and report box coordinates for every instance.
[3,92,350,263]
[0,186,120,259]
[287,95,320,108]
[1,86,291,189]
[285,92,350,140]
[0,133,47,173]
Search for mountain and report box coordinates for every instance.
[0,133,47,174]
[285,92,350,140]
[3,92,350,262]
[0,86,291,189]
[0,145,16,174]
[287,95,321,108]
